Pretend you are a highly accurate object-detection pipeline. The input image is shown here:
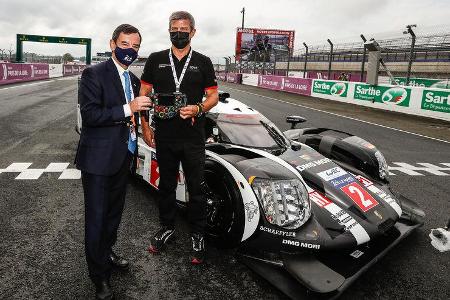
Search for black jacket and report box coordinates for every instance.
[75,58,140,176]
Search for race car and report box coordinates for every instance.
[77,91,425,299]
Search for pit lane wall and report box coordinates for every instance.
[0,62,86,85]
[220,72,450,121]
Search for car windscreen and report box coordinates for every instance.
[216,114,287,149]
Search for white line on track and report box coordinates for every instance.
[224,86,450,145]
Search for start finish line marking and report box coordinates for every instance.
[0,163,81,180]
[0,162,450,180]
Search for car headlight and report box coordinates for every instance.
[251,178,311,229]
[375,151,389,181]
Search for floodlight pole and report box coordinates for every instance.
[404,24,417,86]
[286,47,291,75]
[303,42,308,78]
[360,34,367,82]
[223,56,229,73]
[327,39,333,80]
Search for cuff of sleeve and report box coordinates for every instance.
[140,79,153,87]
[123,104,132,117]
[204,85,218,91]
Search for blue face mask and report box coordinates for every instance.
[114,46,138,66]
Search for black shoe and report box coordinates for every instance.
[109,251,129,270]
[95,279,113,300]
[148,227,175,254]
[191,233,205,264]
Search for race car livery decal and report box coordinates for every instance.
[354,174,373,187]
[325,201,370,244]
[355,175,402,216]
[309,191,370,245]
[309,191,332,207]
[282,239,321,249]
[205,150,260,242]
[329,174,356,188]
[245,201,258,222]
[317,167,348,181]
[296,158,331,172]
[341,182,379,212]
[259,225,296,237]
[149,151,160,188]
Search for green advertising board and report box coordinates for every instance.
[391,77,450,90]
[312,80,348,97]
[421,89,450,113]
[354,84,411,107]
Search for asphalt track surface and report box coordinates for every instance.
[0,75,449,300]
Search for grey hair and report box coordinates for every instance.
[169,11,195,30]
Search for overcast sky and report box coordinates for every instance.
[0,0,449,63]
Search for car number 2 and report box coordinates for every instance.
[341,182,378,212]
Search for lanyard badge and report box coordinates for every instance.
[169,47,192,92]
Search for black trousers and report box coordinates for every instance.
[81,152,132,283]
[156,141,206,234]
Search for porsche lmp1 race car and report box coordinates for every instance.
[77,91,425,299]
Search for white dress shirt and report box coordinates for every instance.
[112,57,133,117]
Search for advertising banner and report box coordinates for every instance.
[217,72,227,81]
[392,77,450,90]
[49,64,63,78]
[421,89,450,113]
[226,73,242,84]
[236,27,295,63]
[282,77,312,95]
[258,75,283,90]
[354,84,411,107]
[63,64,86,77]
[242,73,259,86]
[313,80,348,97]
[0,63,49,85]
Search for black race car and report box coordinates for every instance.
[130,92,425,299]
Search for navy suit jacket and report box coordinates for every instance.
[75,59,141,176]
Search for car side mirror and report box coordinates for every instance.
[286,115,307,129]
[219,92,230,103]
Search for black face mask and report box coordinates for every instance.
[170,31,190,49]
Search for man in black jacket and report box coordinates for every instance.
[75,24,151,300]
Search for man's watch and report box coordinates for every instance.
[196,102,205,116]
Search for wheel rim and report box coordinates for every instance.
[204,169,235,238]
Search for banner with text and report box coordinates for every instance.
[312,80,348,97]
[354,84,411,107]
[392,77,450,90]
[0,63,49,85]
[421,89,450,114]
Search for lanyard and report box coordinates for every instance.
[169,47,192,92]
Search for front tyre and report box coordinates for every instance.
[203,159,245,249]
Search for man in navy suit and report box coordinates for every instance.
[75,24,152,300]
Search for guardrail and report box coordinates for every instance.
[219,72,450,121]
[0,62,85,85]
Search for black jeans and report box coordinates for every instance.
[155,141,206,234]
[82,152,132,283]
